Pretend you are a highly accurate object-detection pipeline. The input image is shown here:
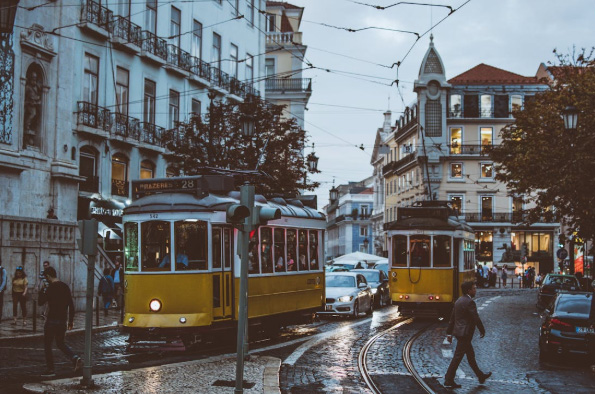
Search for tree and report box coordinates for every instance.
[488,49,595,244]
[163,95,319,196]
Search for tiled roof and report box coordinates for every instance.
[266,1,303,10]
[448,63,539,85]
[359,188,374,195]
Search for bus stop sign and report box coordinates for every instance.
[556,248,568,260]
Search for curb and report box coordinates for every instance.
[0,323,121,344]
[262,356,282,394]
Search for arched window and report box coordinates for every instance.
[111,153,129,197]
[140,160,155,179]
[79,146,99,193]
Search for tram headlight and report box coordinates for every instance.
[149,299,162,312]
[371,288,378,294]
[338,296,353,302]
[179,317,187,324]
[128,317,135,323]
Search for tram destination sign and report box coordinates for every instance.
[132,175,235,200]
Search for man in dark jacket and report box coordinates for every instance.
[444,281,492,388]
[110,256,124,309]
[39,267,82,377]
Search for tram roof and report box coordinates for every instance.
[124,192,325,220]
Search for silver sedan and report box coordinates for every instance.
[319,272,373,318]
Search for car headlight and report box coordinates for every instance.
[371,288,378,294]
[149,299,162,312]
[338,295,353,302]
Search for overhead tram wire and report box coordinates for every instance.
[346,0,454,13]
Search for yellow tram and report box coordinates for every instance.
[386,201,475,316]
[122,175,326,344]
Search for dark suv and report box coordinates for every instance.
[537,274,580,310]
[539,292,595,362]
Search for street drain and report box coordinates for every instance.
[212,380,255,389]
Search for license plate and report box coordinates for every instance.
[325,305,333,311]
[576,327,595,334]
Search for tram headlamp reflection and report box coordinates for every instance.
[149,299,162,312]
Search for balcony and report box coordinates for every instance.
[266,78,312,92]
[110,16,141,49]
[139,122,165,147]
[111,179,129,197]
[140,30,168,62]
[112,113,140,139]
[77,101,111,132]
[82,0,113,36]
[382,153,417,175]
[166,44,193,74]
[266,31,302,45]
[79,175,99,193]
[191,56,211,81]
[229,76,244,97]
[449,144,490,155]
[465,211,557,223]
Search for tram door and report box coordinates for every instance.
[212,227,233,320]
[453,239,461,299]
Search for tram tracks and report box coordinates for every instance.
[358,316,438,394]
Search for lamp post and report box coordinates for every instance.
[562,105,580,274]
[304,143,319,189]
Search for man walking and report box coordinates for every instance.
[110,256,124,309]
[444,281,492,388]
[38,267,83,376]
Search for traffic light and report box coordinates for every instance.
[226,204,250,225]
[252,206,281,226]
[77,219,98,255]
[558,234,565,248]
[521,243,528,259]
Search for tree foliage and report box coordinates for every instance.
[163,96,319,196]
[489,49,595,243]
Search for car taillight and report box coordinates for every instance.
[404,295,409,300]
[550,318,574,332]
[428,295,434,300]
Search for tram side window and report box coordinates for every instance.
[392,235,407,267]
[287,229,297,271]
[249,231,260,274]
[309,230,319,270]
[298,229,308,271]
[174,221,208,271]
[141,221,171,271]
[224,228,232,269]
[433,235,451,267]
[124,222,139,272]
[261,227,273,273]
[212,228,222,269]
[410,235,431,267]
[274,228,286,272]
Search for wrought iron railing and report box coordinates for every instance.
[219,70,230,91]
[167,44,193,72]
[111,179,129,197]
[449,144,490,155]
[111,16,141,46]
[112,113,140,139]
[84,0,113,30]
[265,78,312,92]
[191,56,210,80]
[77,101,111,131]
[140,30,168,61]
[229,77,244,97]
[139,122,165,147]
[79,175,99,193]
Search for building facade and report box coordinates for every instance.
[370,111,392,257]
[325,177,374,260]
[382,36,559,273]
[0,0,266,312]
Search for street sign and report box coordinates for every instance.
[556,248,568,260]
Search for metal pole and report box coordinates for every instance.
[81,253,95,387]
[235,184,254,394]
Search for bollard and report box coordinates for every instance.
[95,296,99,326]
[32,300,37,333]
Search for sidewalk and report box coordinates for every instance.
[0,305,121,342]
[23,355,281,394]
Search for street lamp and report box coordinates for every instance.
[562,105,579,131]
[0,0,19,33]
[329,186,338,202]
[307,143,319,172]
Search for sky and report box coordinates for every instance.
[285,0,595,208]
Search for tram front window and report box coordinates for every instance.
[141,221,171,272]
[410,235,431,267]
[174,221,208,270]
[124,222,139,272]
[392,235,407,267]
[309,230,319,270]
[433,235,451,267]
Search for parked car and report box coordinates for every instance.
[319,272,373,318]
[325,265,349,272]
[331,261,366,271]
[537,274,581,310]
[353,268,390,307]
[373,260,389,276]
[539,291,595,362]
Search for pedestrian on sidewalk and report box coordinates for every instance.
[110,256,124,309]
[38,267,83,377]
[444,281,492,388]
[12,266,28,326]
[38,261,51,319]
[98,268,115,316]
[0,258,7,323]
[502,264,508,288]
